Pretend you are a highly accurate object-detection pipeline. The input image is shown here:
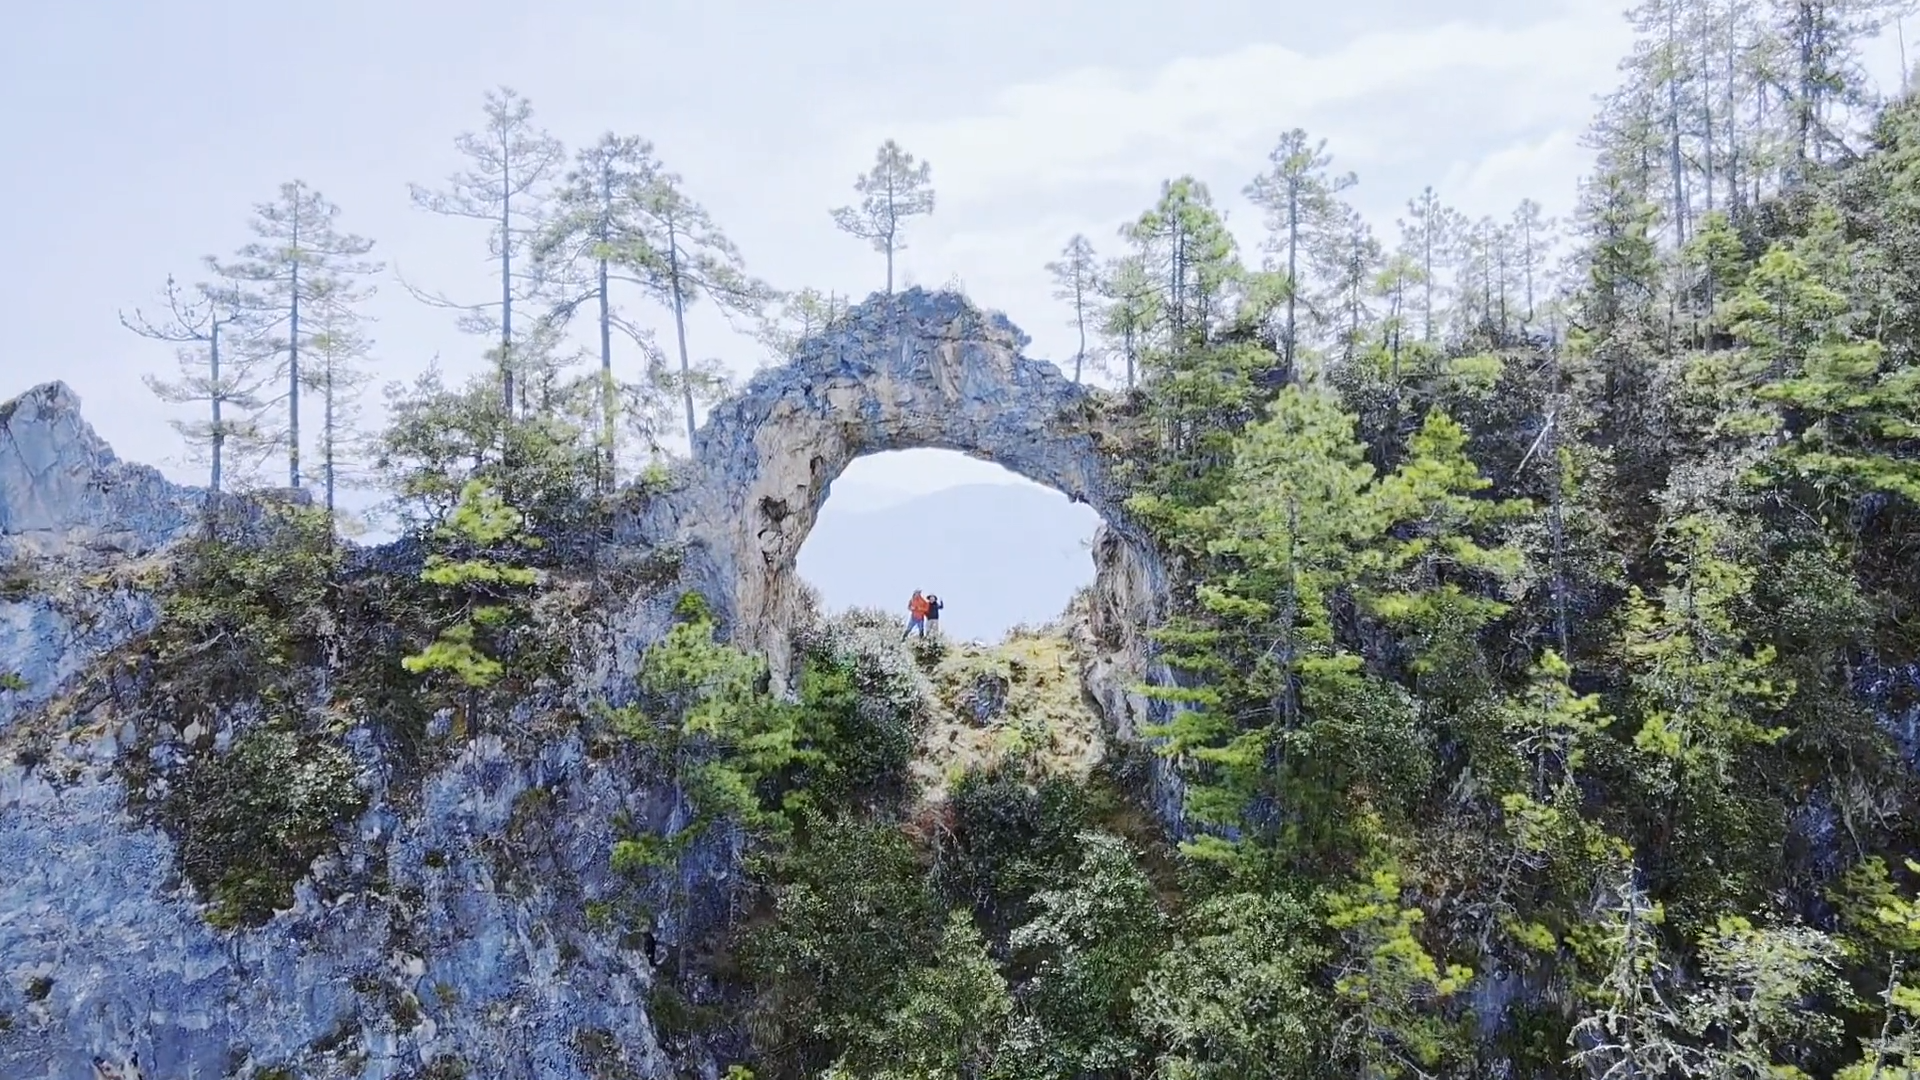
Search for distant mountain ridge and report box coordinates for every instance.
[796,480,1101,641]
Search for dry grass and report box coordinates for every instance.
[908,630,1106,805]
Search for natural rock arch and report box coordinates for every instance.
[655,288,1167,683]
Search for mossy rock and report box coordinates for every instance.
[166,725,366,929]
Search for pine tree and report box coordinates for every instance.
[1625,0,1701,249]
[210,180,381,490]
[1324,860,1473,1079]
[1308,203,1382,368]
[1510,198,1557,328]
[830,139,936,295]
[403,478,544,735]
[1505,650,1615,799]
[1245,130,1356,369]
[618,167,768,446]
[534,132,670,475]
[1122,177,1238,357]
[302,276,374,519]
[1397,187,1469,344]
[1568,864,1694,1078]
[1622,514,1793,778]
[1682,916,1852,1073]
[754,286,847,363]
[1046,234,1101,383]
[407,86,567,413]
[1725,207,1920,502]
[1096,254,1157,390]
[1359,408,1528,697]
[1768,0,1906,177]
[1140,386,1378,856]
[121,272,271,493]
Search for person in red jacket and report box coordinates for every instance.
[903,590,930,640]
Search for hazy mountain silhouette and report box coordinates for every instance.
[797,481,1101,641]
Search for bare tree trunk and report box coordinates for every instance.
[1073,279,1087,383]
[598,167,616,484]
[1285,183,1300,367]
[1667,0,1691,249]
[1422,189,1437,342]
[210,316,225,494]
[668,222,696,448]
[323,361,337,518]
[885,170,898,295]
[500,161,516,414]
[288,201,303,490]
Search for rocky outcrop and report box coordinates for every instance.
[647,288,1165,690]
[1075,523,1189,833]
[0,383,697,1078]
[0,580,157,732]
[0,382,199,560]
[1,721,686,1079]
[0,291,1181,1077]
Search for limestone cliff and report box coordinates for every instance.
[0,386,696,1079]
[0,381,199,562]
[0,290,1184,1079]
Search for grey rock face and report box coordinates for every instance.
[0,382,200,560]
[0,585,158,733]
[0,730,679,1080]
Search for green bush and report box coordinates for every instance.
[166,724,365,928]
[940,764,1092,936]
[733,813,939,1074]
[148,503,339,714]
[783,652,914,807]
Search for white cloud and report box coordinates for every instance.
[1440,126,1596,221]
[6,0,1657,511]
[841,3,1634,209]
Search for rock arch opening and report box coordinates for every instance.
[795,449,1102,642]
[659,288,1166,686]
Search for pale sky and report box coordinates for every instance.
[2,0,1906,501]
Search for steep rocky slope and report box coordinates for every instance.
[0,386,698,1079]
[0,291,1181,1079]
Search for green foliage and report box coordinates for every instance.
[1324,861,1472,1077]
[166,724,365,928]
[826,910,1014,1079]
[610,606,831,838]
[403,479,543,701]
[149,503,340,713]
[1683,916,1854,1076]
[1358,407,1528,694]
[940,765,1093,935]
[735,813,939,1073]
[1005,831,1168,1075]
[1133,891,1330,1078]
[374,364,606,534]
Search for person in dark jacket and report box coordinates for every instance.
[925,594,944,637]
